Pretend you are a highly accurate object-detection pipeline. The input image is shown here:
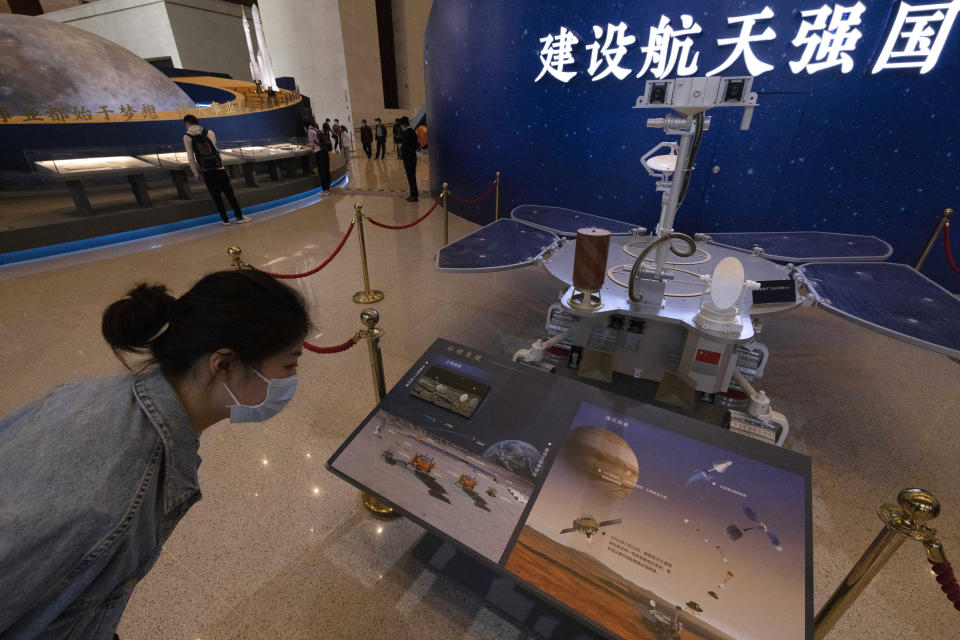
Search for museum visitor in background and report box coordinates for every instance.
[360,119,373,158]
[182,114,246,226]
[416,122,428,155]
[374,118,387,159]
[399,116,419,202]
[339,123,352,164]
[332,119,341,152]
[0,270,310,639]
[305,120,332,193]
[393,118,403,157]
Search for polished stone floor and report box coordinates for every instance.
[0,155,957,639]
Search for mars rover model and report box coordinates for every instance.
[437,75,960,446]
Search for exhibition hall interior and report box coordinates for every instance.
[2,0,960,639]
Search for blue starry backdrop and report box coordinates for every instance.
[424,0,960,291]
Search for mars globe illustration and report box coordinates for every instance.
[483,440,542,481]
[0,14,194,114]
[560,426,639,499]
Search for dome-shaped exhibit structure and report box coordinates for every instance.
[0,14,194,113]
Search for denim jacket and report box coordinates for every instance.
[0,368,201,639]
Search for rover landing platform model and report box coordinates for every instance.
[436,75,960,447]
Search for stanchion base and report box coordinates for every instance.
[361,492,401,519]
[353,290,385,304]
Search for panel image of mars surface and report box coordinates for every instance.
[331,409,538,561]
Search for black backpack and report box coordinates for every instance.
[310,126,333,152]
[189,128,223,172]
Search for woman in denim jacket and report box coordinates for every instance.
[0,270,310,639]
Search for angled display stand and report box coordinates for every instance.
[328,339,813,640]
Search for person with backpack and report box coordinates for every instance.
[374,118,387,159]
[182,115,246,225]
[304,120,332,192]
[0,269,310,639]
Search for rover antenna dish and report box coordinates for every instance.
[710,257,745,310]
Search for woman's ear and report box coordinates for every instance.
[208,349,237,381]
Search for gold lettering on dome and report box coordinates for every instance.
[97,105,114,121]
[142,105,158,120]
[120,105,137,121]
[0,105,13,123]
[47,105,69,122]
[23,106,44,122]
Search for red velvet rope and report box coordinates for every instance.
[367,194,443,230]
[930,560,960,611]
[945,223,960,275]
[449,179,497,204]
[303,336,358,354]
[250,221,355,279]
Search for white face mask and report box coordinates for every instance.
[222,367,298,423]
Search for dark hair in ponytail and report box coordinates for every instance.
[102,270,311,377]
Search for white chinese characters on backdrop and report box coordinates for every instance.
[790,2,866,74]
[872,0,960,73]
[536,26,580,82]
[534,0,960,82]
[587,22,637,80]
[706,5,778,76]
[636,14,703,79]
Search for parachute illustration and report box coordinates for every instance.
[719,570,734,589]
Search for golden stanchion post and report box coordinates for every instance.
[357,308,400,519]
[916,208,953,269]
[351,202,385,304]
[359,308,387,401]
[495,171,501,220]
[227,245,247,270]
[813,488,942,639]
[442,182,450,246]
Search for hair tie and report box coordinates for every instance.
[147,321,170,343]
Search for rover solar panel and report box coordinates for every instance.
[510,205,638,237]
[800,262,960,358]
[708,231,893,262]
[436,219,559,272]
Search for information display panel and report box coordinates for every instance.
[328,339,812,639]
[34,155,155,177]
